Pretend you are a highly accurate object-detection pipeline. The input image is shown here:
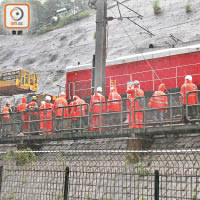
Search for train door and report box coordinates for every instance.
[68,82,75,100]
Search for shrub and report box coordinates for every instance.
[60,35,67,41]
[36,10,91,35]
[139,196,147,200]
[3,148,37,166]
[135,161,148,176]
[192,194,197,200]
[185,2,192,13]
[153,0,162,15]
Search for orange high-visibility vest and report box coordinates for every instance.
[54,96,68,117]
[28,101,38,116]
[90,93,106,114]
[148,91,168,112]
[180,81,198,105]
[2,107,11,120]
[76,98,87,116]
[108,91,121,112]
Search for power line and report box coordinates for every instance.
[109,8,180,101]
[113,0,143,19]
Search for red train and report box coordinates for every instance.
[66,44,200,100]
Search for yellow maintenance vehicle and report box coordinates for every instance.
[0,69,38,96]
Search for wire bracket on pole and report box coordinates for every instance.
[114,0,143,19]
[117,2,123,21]
[127,17,155,37]
[170,34,183,44]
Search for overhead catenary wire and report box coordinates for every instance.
[113,0,143,19]
[109,8,181,106]
[1,15,199,53]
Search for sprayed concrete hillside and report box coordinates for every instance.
[0,0,200,95]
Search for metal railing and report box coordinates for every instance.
[186,90,200,122]
[134,92,184,127]
[1,91,200,137]
[90,98,129,131]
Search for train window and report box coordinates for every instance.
[25,72,29,84]
[21,71,24,84]
[30,73,34,85]
[0,71,20,81]
[35,74,38,84]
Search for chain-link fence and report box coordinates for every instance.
[0,145,200,200]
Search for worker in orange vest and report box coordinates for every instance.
[1,100,12,137]
[148,83,168,126]
[127,80,144,128]
[70,95,87,130]
[17,96,29,132]
[107,86,122,126]
[180,75,198,123]
[75,95,87,129]
[69,96,78,130]
[45,96,54,134]
[28,96,39,133]
[53,92,68,131]
[90,87,106,131]
[39,101,46,133]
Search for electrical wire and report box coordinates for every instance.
[109,8,181,105]
[1,10,199,52]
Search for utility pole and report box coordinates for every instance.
[94,0,107,95]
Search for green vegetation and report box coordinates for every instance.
[7,190,16,199]
[139,196,147,200]
[135,161,148,176]
[3,148,37,166]
[22,177,27,184]
[56,193,64,199]
[56,151,66,167]
[36,10,91,35]
[126,153,141,165]
[192,194,197,200]
[85,194,91,200]
[153,0,162,15]
[185,1,192,13]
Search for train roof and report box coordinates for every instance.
[66,43,200,72]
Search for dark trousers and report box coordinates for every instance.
[183,104,197,124]
[29,115,39,132]
[2,120,11,136]
[55,117,63,131]
[153,111,164,126]
[109,112,121,126]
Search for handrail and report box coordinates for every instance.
[133,92,184,126]
[0,92,199,138]
[186,90,200,122]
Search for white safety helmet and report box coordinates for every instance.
[133,80,140,86]
[6,100,11,105]
[60,92,65,96]
[41,101,45,105]
[185,75,192,81]
[110,87,114,91]
[45,96,51,101]
[96,87,102,92]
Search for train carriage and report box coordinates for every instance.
[66,44,200,100]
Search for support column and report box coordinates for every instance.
[94,0,107,95]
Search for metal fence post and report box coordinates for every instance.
[64,167,70,200]
[154,170,159,200]
[0,166,3,194]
